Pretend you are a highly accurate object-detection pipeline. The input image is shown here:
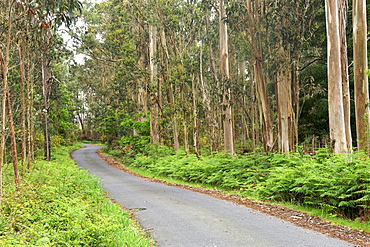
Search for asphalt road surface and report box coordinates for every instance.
[71,144,354,247]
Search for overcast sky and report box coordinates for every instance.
[61,0,106,64]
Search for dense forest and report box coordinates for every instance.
[1,0,370,186]
[69,0,370,155]
[1,0,370,194]
[1,0,370,243]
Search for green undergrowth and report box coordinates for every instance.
[106,146,370,233]
[0,144,152,247]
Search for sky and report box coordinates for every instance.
[62,0,105,64]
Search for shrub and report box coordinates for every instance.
[124,147,370,220]
[0,145,151,246]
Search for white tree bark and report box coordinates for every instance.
[246,0,274,152]
[338,0,352,152]
[353,0,370,151]
[276,47,292,153]
[149,24,160,144]
[325,0,348,153]
[220,0,235,154]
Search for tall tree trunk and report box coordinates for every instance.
[276,48,293,153]
[199,39,216,153]
[18,43,27,168]
[292,60,299,148]
[353,0,370,152]
[27,59,35,169]
[250,67,257,151]
[325,0,348,153]
[0,0,20,188]
[42,54,52,160]
[246,0,274,152]
[149,24,160,144]
[219,0,235,154]
[240,61,248,147]
[339,0,353,152]
[6,91,21,186]
[0,53,6,202]
[255,61,274,152]
[193,75,200,157]
[183,112,190,155]
[205,16,219,85]
[137,40,149,124]
[168,86,180,151]
[160,29,180,151]
[205,16,220,152]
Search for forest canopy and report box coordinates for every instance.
[1,0,370,174]
[68,0,370,155]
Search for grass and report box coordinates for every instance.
[0,144,152,246]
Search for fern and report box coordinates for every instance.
[123,147,370,220]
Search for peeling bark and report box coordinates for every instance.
[220,0,235,154]
[338,0,352,152]
[353,0,370,152]
[276,48,293,153]
[149,24,160,144]
[246,0,274,152]
[325,0,348,153]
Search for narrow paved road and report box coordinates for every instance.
[71,144,353,247]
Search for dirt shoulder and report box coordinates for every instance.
[96,150,370,247]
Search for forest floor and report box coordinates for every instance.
[97,150,370,247]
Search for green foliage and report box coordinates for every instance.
[98,107,129,148]
[49,77,79,140]
[128,151,269,191]
[119,115,150,154]
[124,148,370,221]
[51,134,75,147]
[0,145,151,246]
[121,116,150,136]
[252,151,370,220]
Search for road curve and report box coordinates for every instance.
[71,144,353,247]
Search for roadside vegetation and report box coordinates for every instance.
[1,0,370,244]
[0,144,152,247]
[103,144,370,233]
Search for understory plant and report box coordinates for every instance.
[0,145,151,247]
[124,148,370,221]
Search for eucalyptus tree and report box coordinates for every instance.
[339,0,352,152]
[17,35,28,169]
[199,1,222,153]
[0,0,24,188]
[0,1,17,193]
[149,22,159,144]
[225,0,256,151]
[353,0,369,152]
[36,0,82,160]
[325,0,348,153]
[157,0,204,152]
[219,0,234,154]
[266,1,297,153]
[0,0,82,199]
[71,0,364,156]
[245,0,274,152]
[124,0,205,151]
[71,0,152,145]
[263,0,323,152]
